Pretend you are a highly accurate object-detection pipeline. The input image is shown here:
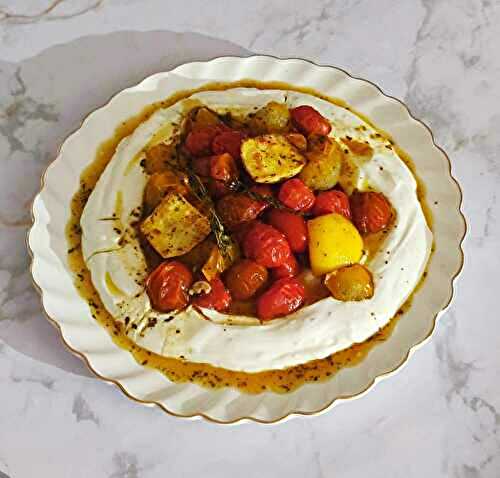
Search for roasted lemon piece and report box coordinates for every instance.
[307,213,363,276]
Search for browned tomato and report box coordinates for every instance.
[256,277,306,320]
[146,261,193,312]
[285,132,307,151]
[243,222,291,268]
[225,259,268,300]
[290,105,332,136]
[191,156,212,176]
[210,153,239,183]
[192,277,232,311]
[278,178,315,212]
[216,193,267,230]
[267,208,308,254]
[350,191,392,234]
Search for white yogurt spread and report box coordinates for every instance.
[81,88,433,373]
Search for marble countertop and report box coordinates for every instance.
[0,1,498,476]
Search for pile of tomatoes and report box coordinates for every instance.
[145,104,392,321]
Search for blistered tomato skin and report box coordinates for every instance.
[257,277,306,321]
[185,125,225,157]
[350,191,392,234]
[225,259,268,300]
[313,190,351,219]
[146,261,193,312]
[278,178,315,212]
[212,130,246,160]
[272,254,300,280]
[192,277,232,311]
[267,209,308,253]
[243,222,292,268]
[290,105,332,137]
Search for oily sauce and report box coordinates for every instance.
[66,80,432,394]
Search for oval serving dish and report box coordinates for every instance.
[28,56,465,423]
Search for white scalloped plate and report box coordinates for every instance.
[28,56,465,423]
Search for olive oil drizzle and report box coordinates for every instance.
[66,80,432,394]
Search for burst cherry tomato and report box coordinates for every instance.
[216,194,268,230]
[146,261,193,312]
[267,208,308,253]
[243,222,291,268]
[225,259,268,300]
[192,277,231,312]
[278,178,315,212]
[210,153,239,183]
[212,130,246,160]
[185,125,226,157]
[290,105,332,136]
[257,277,305,321]
[272,254,300,280]
[312,190,351,219]
[350,191,392,234]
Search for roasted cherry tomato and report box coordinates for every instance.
[216,194,268,230]
[210,153,239,183]
[232,220,259,246]
[185,125,226,157]
[146,261,193,312]
[312,190,351,219]
[191,156,212,176]
[272,254,300,280]
[249,184,274,202]
[207,178,232,199]
[267,208,308,253]
[212,130,246,160]
[290,105,332,137]
[257,277,305,320]
[278,178,315,212]
[224,259,268,300]
[350,191,392,234]
[243,222,291,268]
[192,277,231,311]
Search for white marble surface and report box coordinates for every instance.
[0,0,497,476]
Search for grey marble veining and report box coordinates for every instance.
[0,1,498,477]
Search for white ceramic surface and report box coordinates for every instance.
[28,55,464,423]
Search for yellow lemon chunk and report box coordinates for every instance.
[307,213,363,276]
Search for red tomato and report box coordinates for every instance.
[312,190,351,219]
[278,178,315,212]
[146,261,193,312]
[290,105,332,136]
[272,254,300,280]
[217,194,268,230]
[185,125,225,157]
[257,277,305,320]
[267,208,308,253]
[192,277,232,312]
[350,191,392,234]
[207,179,232,199]
[243,222,291,268]
[210,153,239,183]
[191,156,212,176]
[232,219,259,246]
[212,131,246,159]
